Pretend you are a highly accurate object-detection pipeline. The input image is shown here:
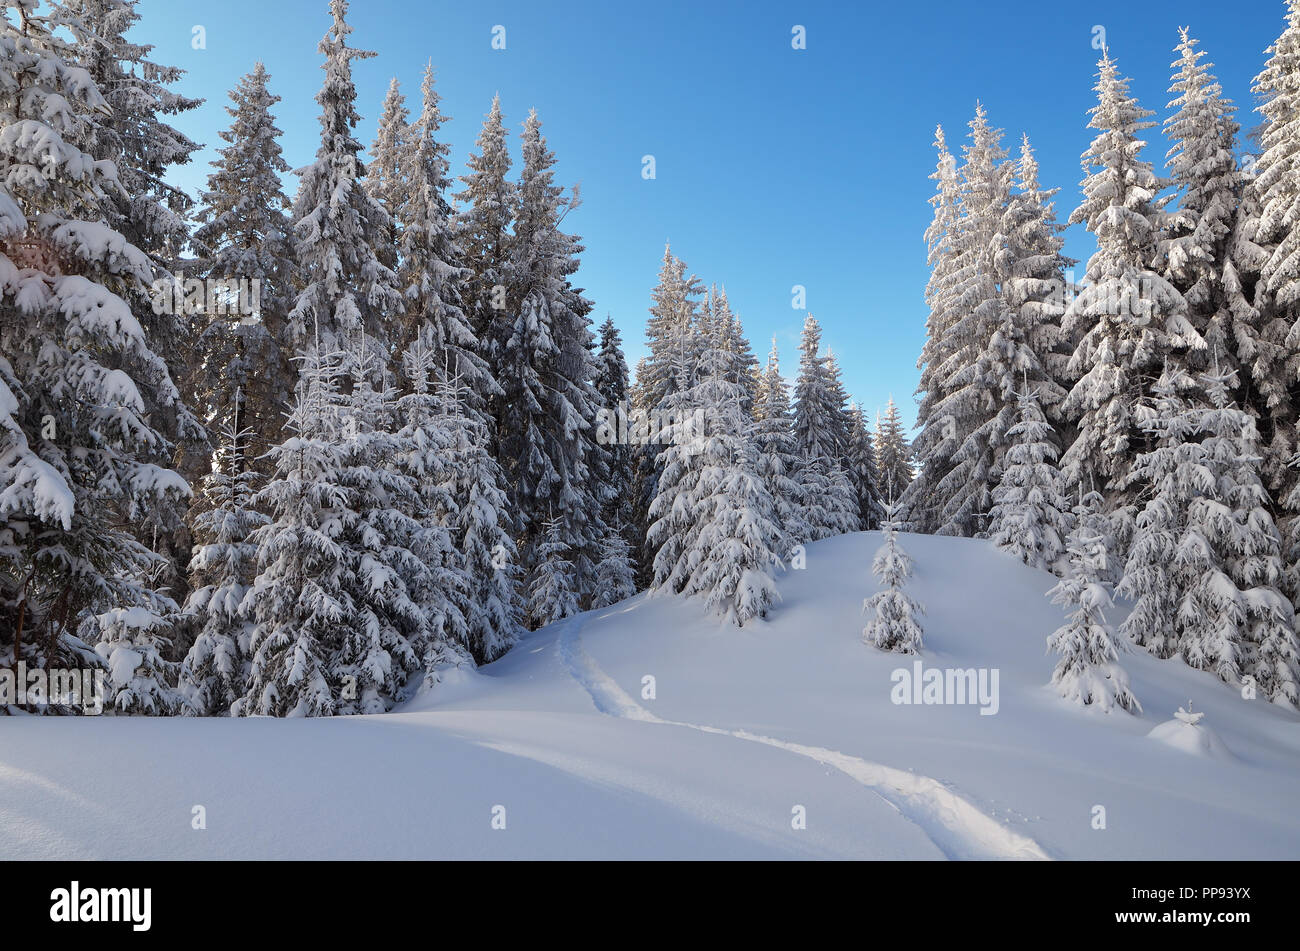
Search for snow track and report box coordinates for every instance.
[557,613,1052,860]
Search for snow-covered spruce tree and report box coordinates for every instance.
[191,62,297,472]
[593,315,639,573]
[1060,51,1202,511]
[529,516,579,628]
[792,313,860,541]
[1116,368,1192,658]
[394,335,472,683]
[862,510,924,654]
[631,245,704,582]
[633,245,705,419]
[752,339,808,554]
[333,341,436,713]
[501,109,608,602]
[1179,369,1297,706]
[456,93,515,403]
[1046,490,1141,713]
[1286,452,1300,639]
[823,348,854,456]
[647,324,781,626]
[846,403,885,531]
[903,126,963,533]
[1116,356,1295,697]
[58,0,205,604]
[287,0,402,365]
[432,374,522,663]
[57,0,201,264]
[1231,174,1293,464]
[180,415,268,715]
[0,2,191,711]
[592,532,637,609]
[874,397,914,504]
[1160,30,1251,382]
[397,63,495,406]
[366,76,409,272]
[240,333,432,715]
[237,343,349,717]
[712,284,760,412]
[1250,2,1300,603]
[988,387,1072,571]
[927,104,1016,538]
[1001,135,1073,419]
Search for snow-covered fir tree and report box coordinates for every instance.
[712,285,760,411]
[1250,2,1300,612]
[237,343,349,717]
[874,397,914,505]
[903,110,1068,540]
[57,0,201,263]
[529,517,579,628]
[456,93,515,399]
[0,2,191,711]
[925,104,1015,538]
[287,0,402,364]
[432,373,523,663]
[1119,361,1298,705]
[180,412,268,715]
[988,387,1072,571]
[903,126,963,533]
[1059,51,1202,510]
[240,333,435,716]
[397,63,495,405]
[1181,369,1296,705]
[1160,30,1251,381]
[191,62,297,471]
[501,109,608,602]
[631,245,704,581]
[862,509,924,654]
[366,76,409,271]
[593,315,639,570]
[1117,367,1196,658]
[1001,135,1073,418]
[792,313,860,541]
[331,342,429,713]
[633,245,705,418]
[58,0,205,604]
[823,348,854,454]
[753,339,808,555]
[1046,490,1141,713]
[648,322,781,626]
[845,403,884,531]
[1286,452,1300,641]
[393,335,473,683]
[909,113,1071,542]
[592,533,637,609]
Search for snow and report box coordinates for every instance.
[3,531,1298,859]
[101,646,144,690]
[1147,717,1235,760]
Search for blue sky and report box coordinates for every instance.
[135,0,1287,431]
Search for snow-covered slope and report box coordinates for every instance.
[3,532,1298,859]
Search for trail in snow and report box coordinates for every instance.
[557,613,1052,861]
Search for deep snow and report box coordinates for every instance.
[2,531,1298,859]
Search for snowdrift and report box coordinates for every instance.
[2,532,1298,859]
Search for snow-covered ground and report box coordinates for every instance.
[3,531,1298,860]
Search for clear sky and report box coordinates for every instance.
[134,0,1288,431]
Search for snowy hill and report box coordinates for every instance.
[3,532,1298,860]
